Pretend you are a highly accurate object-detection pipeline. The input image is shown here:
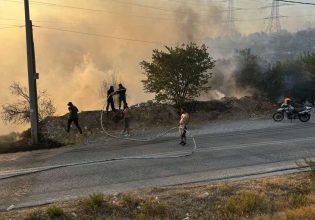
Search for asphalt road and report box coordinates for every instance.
[1,118,315,210]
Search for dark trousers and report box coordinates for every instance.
[181,126,187,142]
[67,118,82,134]
[119,96,127,109]
[106,98,116,112]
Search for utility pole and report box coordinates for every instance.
[266,0,282,33]
[24,0,39,144]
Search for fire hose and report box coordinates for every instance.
[0,103,197,181]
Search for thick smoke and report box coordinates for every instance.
[202,58,255,100]
[1,0,314,134]
[175,2,223,43]
[204,28,315,101]
[0,0,224,134]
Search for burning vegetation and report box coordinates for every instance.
[210,49,315,104]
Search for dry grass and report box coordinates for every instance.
[1,172,315,220]
[46,205,65,219]
[220,191,270,218]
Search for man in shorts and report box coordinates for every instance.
[179,108,189,146]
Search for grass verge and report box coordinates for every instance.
[1,172,315,220]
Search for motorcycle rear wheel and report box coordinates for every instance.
[273,112,284,122]
[298,114,310,122]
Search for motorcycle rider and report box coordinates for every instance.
[283,98,294,113]
[284,97,291,105]
[273,97,312,122]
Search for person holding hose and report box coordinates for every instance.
[106,85,116,113]
[116,83,127,110]
[179,108,189,146]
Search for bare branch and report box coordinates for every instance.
[1,82,56,125]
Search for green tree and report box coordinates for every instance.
[140,43,215,105]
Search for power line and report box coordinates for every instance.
[275,0,315,6]
[3,0,315,34]
[0,0,177,21]
[33,25,242,50]
[33,25,166,45]
[0,25,24,29]
[5,14,295,30]
[0,24,24,27]
[1,0,219,15]
[0,17,23,22]
[0,0,280,16]
[0,22,23,26]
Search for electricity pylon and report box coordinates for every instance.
[266,0,281,33]
[225,0,238,38]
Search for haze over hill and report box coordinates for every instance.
[209,29,315,61]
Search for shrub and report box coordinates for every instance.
[133,203,151,220]
[81,192,105,215]
[305,159,315,180]
[291,194,310,208]
[121,193,140,211]
[221,191,270,217]
[155,203,167,216]
[46,205,64,218]
[24,210,43,220]
[303,159,315,192]
[276,205,315,220]
[88,192,104,208]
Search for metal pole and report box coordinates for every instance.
[24,0,39,144]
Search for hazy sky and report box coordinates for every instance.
[0,0,315,134]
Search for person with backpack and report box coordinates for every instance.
[179,108,189,146]
[67,102,83,134]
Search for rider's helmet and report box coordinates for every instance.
[284,97,291,105]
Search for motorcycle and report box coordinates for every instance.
[273,103,312,122]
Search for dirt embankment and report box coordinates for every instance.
[0,96,276,153]
[36,96,275,145]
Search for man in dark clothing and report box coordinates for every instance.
[106,86,116,112]
[67,102,83,134]
[116,83,127,110]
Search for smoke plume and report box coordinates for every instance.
[0,0,224,134]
